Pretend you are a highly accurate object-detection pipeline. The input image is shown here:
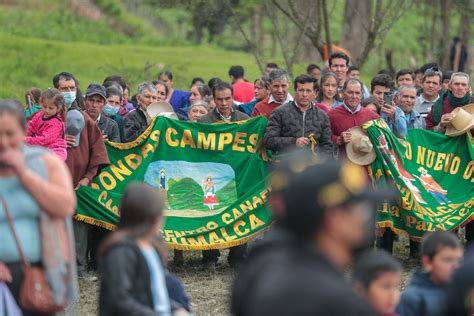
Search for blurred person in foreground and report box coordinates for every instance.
[353,250,402,316]
[443,246,474,316]
[396,231,463,316]
[99,182,190,316]
[0,99,78,315]
[232,154,389,315]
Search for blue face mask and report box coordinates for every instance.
[62,91,76,108]
[103,104,119,117]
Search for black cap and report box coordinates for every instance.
[85,83,106,100]
[269,152,393,237]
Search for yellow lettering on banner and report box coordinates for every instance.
[240,200,254,213]
[91,182,99,189]
[222,213,232,224]
[416,221,427,231]
[179,238,189,245]
[110,161,132,181]
[450,157,460,175]
[443,154,453,172]
[187,236,207,246]
[232,132,246,152]
[206,221,218,230]
[434,153,447,171]
[463,161,474,182]
[149,130,160,142]
[405,215,417,228]
[234,220,249,236]
[196,226,207,233]
[180,129,197,149]
[249,214,265,230]
[444,215,461,226]
[125,154,142,170]
[141,143,155,158]
[252,196,263,208]
[426,150,435,168]
[416,146,426,165]
[165,128,179,147]
[99,172,116,190]
[405,142,412,160]
[232,208,243,219]
[247,134,258,153]
[220,228,237,241]
[163,230,175,239]
[218,133,233,151]
[98,191,107,204]
[208,231,223,244]
[260,189,269,202]
[197,132,216,150]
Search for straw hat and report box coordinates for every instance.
[346,127,376,166]
[445,103,474,137]
[146,101,178,120]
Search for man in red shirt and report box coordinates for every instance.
[252,69,293,119]
[328,79,380,159]
[229,65,254,103]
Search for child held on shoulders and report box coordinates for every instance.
[353,250,402,316]
[396,231,463,316]
[26,88,67,160]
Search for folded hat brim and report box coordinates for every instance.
[445,118,474,137]
[346,142,377,166]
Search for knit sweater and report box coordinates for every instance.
[328,104,380,157]
[25,110,67,160]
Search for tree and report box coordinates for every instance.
[272,0,412,67]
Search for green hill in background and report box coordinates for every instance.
[167,177,207,211]
[216,180,238,207]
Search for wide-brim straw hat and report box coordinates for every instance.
[346,127,376,166]
[445,103,474,137]
[147,101,178,120]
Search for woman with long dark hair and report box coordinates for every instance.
[316,72,343,111]
[99,182,190,316]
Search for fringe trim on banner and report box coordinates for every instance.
[74,214,117,231]
[106,118,157,150]
[376,213,474,242]
[75,213,273,250]
[166,224,273,251]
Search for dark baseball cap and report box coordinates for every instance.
[85,83,106,100]
[269,152,393,236]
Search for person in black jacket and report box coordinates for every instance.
[123,82,159,142]
[264,74,333,155]
[232,154,388,316]
[99,182,190,316]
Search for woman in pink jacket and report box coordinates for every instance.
[26,88,67,160]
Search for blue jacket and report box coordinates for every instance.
[404,110,426,129]
[381,106,408,138]
[396,270,446,316]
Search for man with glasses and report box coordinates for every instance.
[414,68,442,118]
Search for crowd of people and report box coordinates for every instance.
[0,50,473,315]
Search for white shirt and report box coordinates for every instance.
[269,93,293,105]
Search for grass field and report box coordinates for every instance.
[0,32,274,100]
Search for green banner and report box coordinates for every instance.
[75,116,272,250]
[364,119,474,239]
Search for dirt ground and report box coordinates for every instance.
[75,237,418,316]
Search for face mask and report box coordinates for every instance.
[103,104,119,117]
[62,91,76,108]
